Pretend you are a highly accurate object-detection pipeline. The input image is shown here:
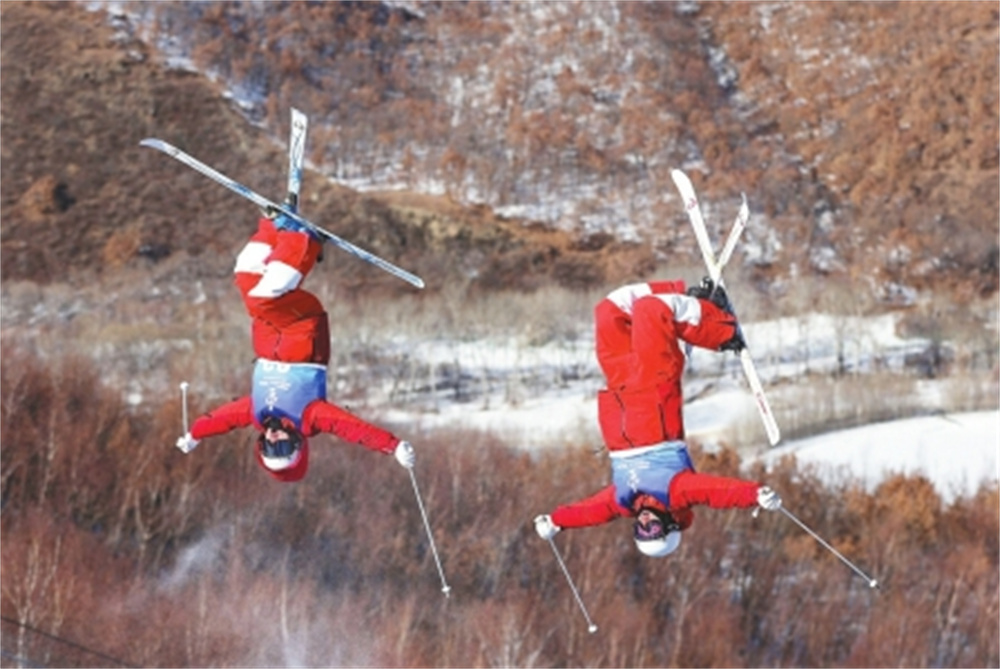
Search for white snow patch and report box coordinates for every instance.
[385,390,601,449]
[756,411,999,503]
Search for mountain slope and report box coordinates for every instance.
[0,2,653,295]
[1,1,996,302]
[120,0,998,301]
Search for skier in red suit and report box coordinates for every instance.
[534,280,782,556]
[175,214,415,482]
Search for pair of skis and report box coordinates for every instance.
[141,110,425,289]
[670,170,781,446]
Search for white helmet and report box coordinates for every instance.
[635,530,681,557]
[260,444,304,471]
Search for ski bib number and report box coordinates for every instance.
[251,359,327,429]
[610,441,694,510]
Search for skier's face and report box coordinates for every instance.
[634,509,665,539]
[258,423,303,464]
[264,426,291,443]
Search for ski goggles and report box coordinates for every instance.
[260,433,301,459]
[634,517,667,542]
[259,417,302,459]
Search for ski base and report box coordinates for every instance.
[141,138,424,289]
[671,169,780,445]
[286,108,308,213]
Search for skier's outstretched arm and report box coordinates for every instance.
[177,396,254,453]
[535,486,628,539]
[304,400,415,467]
[550,486,630,530]
[668,470,760,510]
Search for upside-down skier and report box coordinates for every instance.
[175,212,416,482]
[534,279,782,556]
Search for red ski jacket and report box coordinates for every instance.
[550,469,760,530]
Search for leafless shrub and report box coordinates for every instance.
[2,345,997,667]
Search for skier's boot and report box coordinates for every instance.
[260,199,325,259]
[718,326,746,353]
[687,277,736,314]
[259,196,302,223]
[687,277,745,352]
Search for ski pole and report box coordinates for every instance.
[775,506,879,589]
[407,468,451,597]
[546,537,598,634]
[179,382,190,433]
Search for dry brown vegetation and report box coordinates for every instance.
[1,2,997,300]
[0,1,655,296]
[2,344,997,667]
[132,1,998,300]
[2,2,998,667]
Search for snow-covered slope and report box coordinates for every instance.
[757,411,998,504]
[379,309,997,503]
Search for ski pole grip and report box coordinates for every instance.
[180,382,190,433]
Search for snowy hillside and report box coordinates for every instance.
[389,390,997,505]
[52,1,998,303]
[758,411,998,504]
[376,307,998,502]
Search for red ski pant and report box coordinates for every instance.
[233,218,329,365]
[595,285,737,448]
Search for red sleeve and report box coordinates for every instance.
[550,485,632,529]
[268,228,323,275]
[648,280,687,295]
[669,470,760,510]
[190,396,254,440]
[303,401,400,455]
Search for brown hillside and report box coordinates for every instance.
[0,2,653,295]
[1,1,997,301]
[701,1,1000,300]
[126,1,998,302]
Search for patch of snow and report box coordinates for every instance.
[756,411,999,503]
[385,389,601,450]
[372,310,996,504]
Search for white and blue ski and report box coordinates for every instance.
[671,169,780,446]
[140,138,425,289]
[286,108,308,213]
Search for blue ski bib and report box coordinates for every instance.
[251,359,327,430]
[611,441,695,510]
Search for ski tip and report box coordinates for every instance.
[140,138,172,153]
